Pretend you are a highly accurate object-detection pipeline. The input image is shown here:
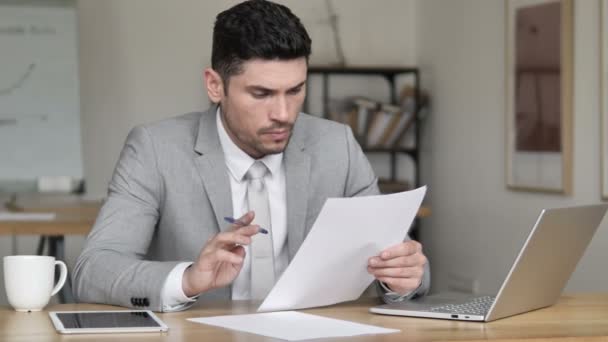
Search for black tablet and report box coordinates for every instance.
[49,310,169,334]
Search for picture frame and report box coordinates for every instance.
[505,0,574,194]
[601,0,608,199]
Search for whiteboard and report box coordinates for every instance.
[0,0,83,184]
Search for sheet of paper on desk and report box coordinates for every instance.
[0,212,56,221]
[188,311,399,341]
[258,186,426,312]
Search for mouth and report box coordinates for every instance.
[264,130,290,141]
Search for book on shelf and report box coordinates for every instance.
[365,108,393,148]
[323,94,423,150]
[353,98,378,145]
[376,104,405,147]
[383,84,430,149]
[366,103,415,149]
[387,111,416,148]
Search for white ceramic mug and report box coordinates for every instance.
[3,255,67,312]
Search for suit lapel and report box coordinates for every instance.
[284,121,311,260]
[193,106,312,252]
[193,105,233,233]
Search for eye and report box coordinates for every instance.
[287,87,302,95]
[251,91,270,99]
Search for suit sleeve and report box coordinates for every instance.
[342,124,431,302]
[72,126,181,312]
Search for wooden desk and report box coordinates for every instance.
[1,293,607,341]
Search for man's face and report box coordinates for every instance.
[217,58,307,159]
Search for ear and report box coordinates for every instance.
[204,68,224,103]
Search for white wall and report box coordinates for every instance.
[417,0,608,294]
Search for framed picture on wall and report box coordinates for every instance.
[505,0,574,194]
[601,0,608,199]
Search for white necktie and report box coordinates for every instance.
[246,161,275,299]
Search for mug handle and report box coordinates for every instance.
[50,260,68,297]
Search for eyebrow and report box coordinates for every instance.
[245,81,307,93]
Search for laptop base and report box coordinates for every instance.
[370,292,488,321]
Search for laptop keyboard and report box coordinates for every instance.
[429,296,496,316]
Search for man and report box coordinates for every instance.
[73,0,429,312]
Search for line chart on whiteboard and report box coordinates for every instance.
[0,63,36,97]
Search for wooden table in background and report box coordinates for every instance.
[0,194,101,303]
[1,293,607,342]
[0,198,99,235]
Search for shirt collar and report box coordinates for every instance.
[216,107,283,182]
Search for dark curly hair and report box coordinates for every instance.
[211,0,312,92]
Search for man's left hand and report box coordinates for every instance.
[367,240,427,296]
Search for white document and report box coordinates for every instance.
[0,212,56,221]
[188,311,399,341]
[258,186,426,312]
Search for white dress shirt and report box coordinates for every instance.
[160,108,289,311]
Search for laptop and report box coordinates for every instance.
[370,204,608,322]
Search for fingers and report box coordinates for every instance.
[225,211,255,230]
[211,224,264,248]
[235,211,255,226]
[225,210,266,236]
[377,277,422,293]
[204,248,244,265]
[214,228,255,245]
[379,240,422,260]
[368,264,424,278]
[367,252,426,284]
[368,253,427,268]
[368,241,427,295]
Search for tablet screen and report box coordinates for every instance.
[55,311,161,329]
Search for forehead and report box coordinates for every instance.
[233,58,308,89]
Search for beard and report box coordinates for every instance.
[220,105,295,158]
[252,123,294,156]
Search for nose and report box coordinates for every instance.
[269,95,289,123]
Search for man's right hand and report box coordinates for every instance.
[182,211,261,297]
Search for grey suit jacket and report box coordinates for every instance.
[73,106,430,311]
